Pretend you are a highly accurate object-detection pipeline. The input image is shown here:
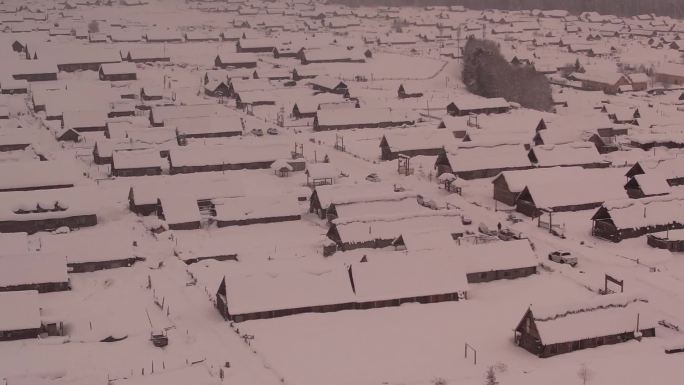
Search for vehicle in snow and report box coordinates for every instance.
[267,127,279,135]
[461,215,472,225]
[251,128,264,136]
[365,173,381,182]
[548,250,577,267]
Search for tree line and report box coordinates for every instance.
[332,0,684,19]
[461,37,553,111]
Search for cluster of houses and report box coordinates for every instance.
[0,0,678,370]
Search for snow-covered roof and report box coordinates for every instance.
[0,160,79,191]
[112,149,164,171]
[395,229,455,252]
[316,108,417,128]
[170,115,243,136]
[530,142,606,167]
[159,194,201,225]
[632,173,671,196]
[453,239,538,273]
[600,194,684,230]
[0,254,68,287]
[214,196,301,222]
[531,294,655,345]
[352,254,468,302]
[382,130,452,152]
[522,168,627,209]
[169,144,288,168]
[305,163,339,180]
[333,195,422,221]
[62,110,108,130]
[314,183,407,210]
[444,145,532,173]
[333,211,464,244]
[99,62,137,75]
[0,290,41,332]
[494,166,585,193]
[225,265,353,315]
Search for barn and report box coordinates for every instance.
[514,295,655,357]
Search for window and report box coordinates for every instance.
[480,272,487,279]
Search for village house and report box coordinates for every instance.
[491,166,585,206]
[528,142,610,169]
[308,76,349,95]
[435,145,533,179]
[655,63,684,85]
[0,254,69,293]
[0,291,43,341]
[624,173,671,198]
[326,211,464,254]
[570,71,631,94]
[236,38,276,53]
[446,97,510,116]
[216,254,468,322]
[591,195,684,242]
[626,157,684,186]
[515,295,655,357]
[121,47,170,63]
[0,188,98,234]
[98,62,137,82]
[300,48,366,65]
[214,52,259,69]
[379,131,450,160]
[111,149,164,177]
[157,194,202,230]
[214,196,301,227]
[0,161,78,192]
[305,163,338,187]
[314,108,416,131]
[515,168,627,217]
